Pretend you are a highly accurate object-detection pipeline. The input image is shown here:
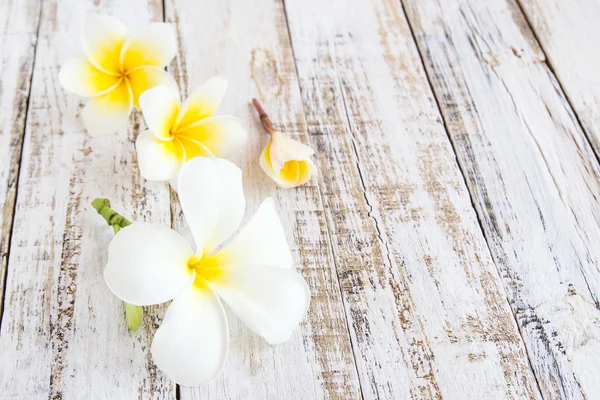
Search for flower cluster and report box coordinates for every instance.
[60,14,318,386]
[60,13,316,188]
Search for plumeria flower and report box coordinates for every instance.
[59,13,177,136]
[252,99,317,188]
[103,157,309,386]
[136,78,247,184]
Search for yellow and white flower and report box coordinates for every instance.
[260,130,317,188]
[253,99,317,188]
[59,13,177,136]
[136,79,247,183]
[103,157,309,386]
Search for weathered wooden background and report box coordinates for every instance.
[1,0,599,398]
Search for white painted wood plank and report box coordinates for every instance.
[519,0,600,159]
[166,0,362,398]
[0,0,175,398]
[402,0,600,398]
[0,0,41,319]
[284,0,541,398]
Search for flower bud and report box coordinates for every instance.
[259,131,317,188]
[253,99,317,188]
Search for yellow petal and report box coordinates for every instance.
[82,79,132,137]
[296,159,315,185]
[59,56,120,97]
[177,136,215,160]
[139,85,180,140]
[136,130,185,181]
[176,116,246,157]
[174,76,227,131]
[259,143,278,177]
[120,23,177,73]
[127,66,178,108]
[81,13,127,75]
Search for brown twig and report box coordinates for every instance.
[252,98,277,135]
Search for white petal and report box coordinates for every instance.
[175,75,228,130]
[59,56,120,97]
[81,13,128,75]
[280,135,315,160]
[139,85,180,140]
[210,264,309,344]
[120,23,177,72]
[82,79,132,137]
[136,130,185,182]
[216,198,293,269]
[268,131,286,171]
[104,223,194,306]
[151,285,229,386]
[177,157,245,254]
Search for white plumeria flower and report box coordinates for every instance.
[136,79,247,184]
[103,157,309,386]
[59,13,177,136]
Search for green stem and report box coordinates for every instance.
[92,197,142,332]
[91,198,132,233]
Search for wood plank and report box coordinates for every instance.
[402,0,600,398]
[518,0,600,159]
[0,0,175,398]
[165,0,362,398]
[0,0,41,320]
[284,0,540,398]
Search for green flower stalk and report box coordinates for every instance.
[92,198,143,331]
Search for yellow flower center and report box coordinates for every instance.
[166,127,213,161]
[280,160,300,181]
[187,254,223,289]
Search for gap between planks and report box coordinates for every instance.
[0,0,44,328]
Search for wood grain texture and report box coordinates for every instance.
[284,0,540,398]
[0,0,175,398]
[0,0,42,320]
[2,0,599,397]
[402,0,600,398]
[165,0,362,398]
[518,0,600,159]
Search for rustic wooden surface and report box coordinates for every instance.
[518,0,600,160]
[0,0,599,399]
